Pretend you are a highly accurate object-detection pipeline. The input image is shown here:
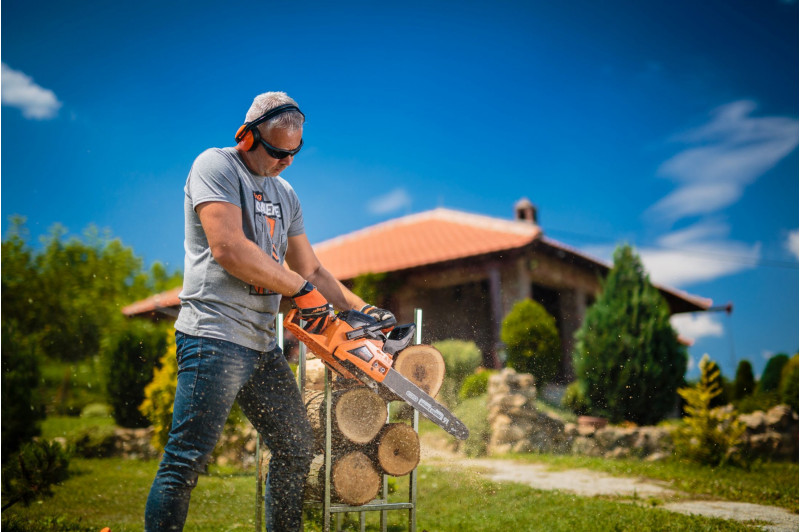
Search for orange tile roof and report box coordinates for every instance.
[313,207,541,280]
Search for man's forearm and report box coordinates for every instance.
[307,267,366,312]
[214,237,305,297]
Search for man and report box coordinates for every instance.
[145,91,393,531]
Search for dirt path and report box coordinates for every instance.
[420,441,798,531]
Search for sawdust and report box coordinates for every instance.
[420,437,798,531]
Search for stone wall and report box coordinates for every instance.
[487,368,570,455]
[487,368,799,460]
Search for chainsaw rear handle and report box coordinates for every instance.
[345,317,397,341]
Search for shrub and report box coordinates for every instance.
[140,334,244,452]
[736,391,781,414]
[779,354,798,411]
[140,334,178,451]
[1,319,45,462]
[1,440,70,510]
[105,319,167,428]
[433,339,482,388]
[67,425,117,458]
[733,359,756,400]
[80,403,112,418]
[572,244,687,425]
[562,380,590,416]
[459,370,495,401]
[760,353,789,394]
[452,395,490,457]
[673,355,745,467]
[500,299,561,384]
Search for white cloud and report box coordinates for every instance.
[367,188,412,215]
[647,100,798,223]
[639,219,760,287]
[670,313,725,341]
[1,63,62,119]
[785,229,799,259]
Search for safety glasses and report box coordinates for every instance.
[259,138,303,160]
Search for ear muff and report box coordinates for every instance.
[235,124,262,152]
[234,104,304,152]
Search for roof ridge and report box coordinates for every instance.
[314,207,539,250]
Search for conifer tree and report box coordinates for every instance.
[733,359,756,400]
[573,244,687,425]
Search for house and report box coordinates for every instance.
[122,199,712,382]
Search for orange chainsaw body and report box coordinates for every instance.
[284,308,394,383]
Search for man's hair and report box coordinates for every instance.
[244,92,304,133]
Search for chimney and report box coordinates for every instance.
[514,197,537,224]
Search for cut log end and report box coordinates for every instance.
[392,344,446,398]
[332,451,381,506]
[373,423,420,476]
[334,387,388,444]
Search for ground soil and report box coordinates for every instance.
[419,434,799,532]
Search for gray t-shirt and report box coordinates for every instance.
[175,147,305,352]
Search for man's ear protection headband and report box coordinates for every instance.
[234,104,305,152]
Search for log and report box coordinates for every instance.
[304,357,326,392]
[305,451,381,506]
[386,344,446,400]
[304,356,359,391]
[305,388,388,450]
[367,423,420,476]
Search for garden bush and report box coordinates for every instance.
[562,380,590,416]
[735,391,781,414]
[673,355,745,467]
[434,339,483,385]
[458,370,495,401]
[433,339,483,406]
[105,319,167,428]
[453,394,490,457]
[67,425,117,458]
[500,299,560,384]
[572,244,687,425]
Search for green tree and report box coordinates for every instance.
[1,320,45,462]
[733,359,756,400]
[572,244,687,425]
[759,353,789,394]
[1,217,182,415]
[500,299,561,384]
[779,354,798,411]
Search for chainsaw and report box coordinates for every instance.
[285,308,469,440]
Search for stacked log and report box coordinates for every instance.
[302,343,444,506]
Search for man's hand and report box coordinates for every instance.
[360,304,395,323]
[292,281,335,333]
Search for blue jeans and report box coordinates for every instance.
[145,332,313,531]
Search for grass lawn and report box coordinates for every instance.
[3,457,756,531]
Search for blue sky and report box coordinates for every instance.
[2,0,797,380]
